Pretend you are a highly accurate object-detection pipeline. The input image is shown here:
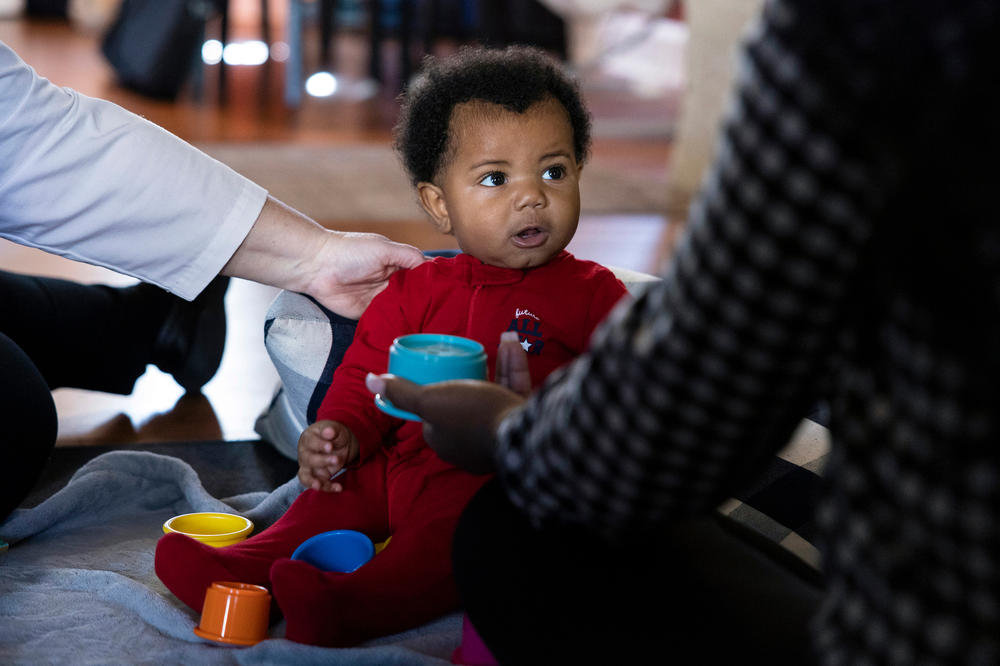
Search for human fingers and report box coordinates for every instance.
[297,423,345,484]
[495,331,533,396]
[298,422,336,451]
[310,233,426,318]
[366,372,422,416]
[366,373,521,474]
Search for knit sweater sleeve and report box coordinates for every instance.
[493,0,895,535]
[582,265,629,343]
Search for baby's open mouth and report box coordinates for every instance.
[512,227,548,248]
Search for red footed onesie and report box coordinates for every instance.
[155,252,627,646]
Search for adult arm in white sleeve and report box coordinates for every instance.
[0,41,266,300]
[0,42,426,314]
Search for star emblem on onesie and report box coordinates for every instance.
[520,338,532,352]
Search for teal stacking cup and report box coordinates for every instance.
[374,334,487,421]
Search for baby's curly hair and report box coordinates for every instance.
[393,45,592,186]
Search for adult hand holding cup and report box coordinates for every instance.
[374,334,488,421]
[366,332,529,474]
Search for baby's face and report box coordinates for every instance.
[422,98,581,270]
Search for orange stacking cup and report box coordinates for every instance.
[193,581,272,646]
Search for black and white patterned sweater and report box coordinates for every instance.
[496,0,1000,662]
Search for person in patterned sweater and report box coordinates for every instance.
[373,1,1000,664]
[154,46,628,646]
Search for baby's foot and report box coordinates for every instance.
[154,532,242,612]
[270,558,351,647]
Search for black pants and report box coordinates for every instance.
[453,479,825,665]
[0,270,170,522]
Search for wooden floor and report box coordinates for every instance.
[0,8,678,447]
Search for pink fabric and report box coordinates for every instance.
[452,614,498,665]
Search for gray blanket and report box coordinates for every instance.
[0,451,459,665]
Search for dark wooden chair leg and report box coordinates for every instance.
[424,0,442,55]
[399,0,414,85]
[369,0,383,82]
[320,0,337,70]
[218,0,229,101]
[260,0,271,47]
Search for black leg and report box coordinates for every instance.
[369,0,383,81]
[0,333,57,523]
[0,271,168,394]
[453,479,824,665]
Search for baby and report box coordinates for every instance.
[155,45,629,647]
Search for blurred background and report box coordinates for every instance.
[0,0,699,447]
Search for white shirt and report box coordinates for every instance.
[0,41,267,300]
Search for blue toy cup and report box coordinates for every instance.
[291,530,375,573]
[375,334,487,421]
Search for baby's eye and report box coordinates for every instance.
[478,172,507,187]
[542,165,566,181]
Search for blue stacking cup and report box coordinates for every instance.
[291,530,375,573]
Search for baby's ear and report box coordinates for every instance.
[417,182,453,235]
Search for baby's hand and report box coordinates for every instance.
[297,420,359,492]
